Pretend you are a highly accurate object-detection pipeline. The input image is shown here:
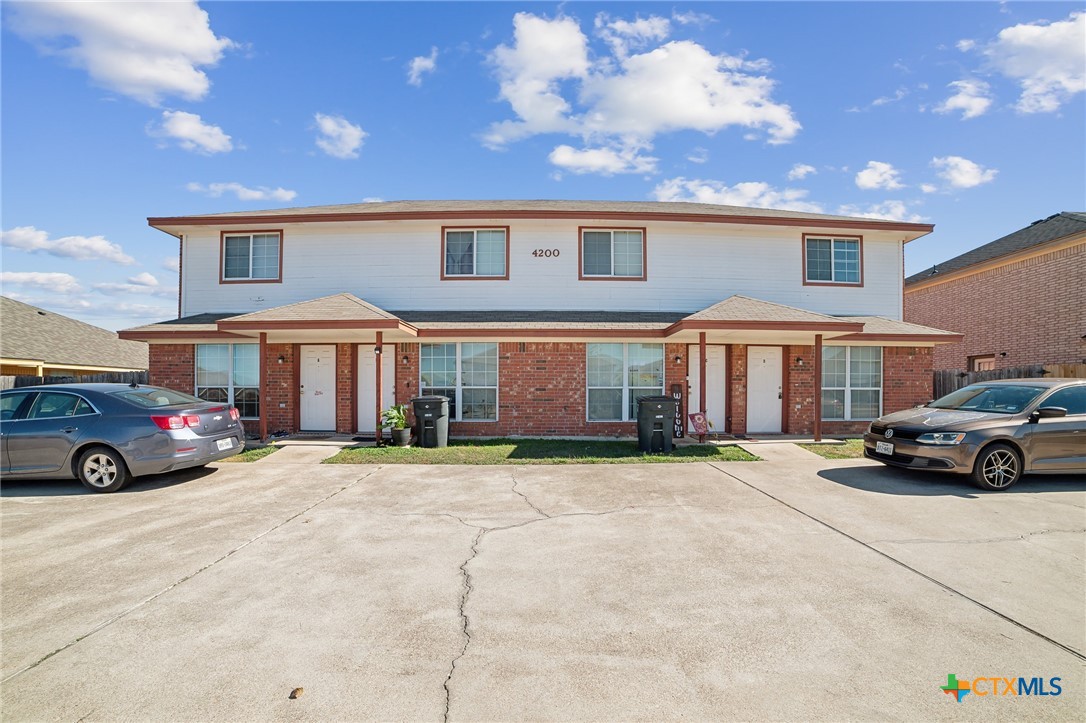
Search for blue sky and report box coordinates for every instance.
[2,1,1083,331]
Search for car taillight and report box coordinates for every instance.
[151,415,201,430]
[229,408,240,421]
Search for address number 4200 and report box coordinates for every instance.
[532,249,560,258]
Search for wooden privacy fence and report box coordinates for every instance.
[0,371,148,390]
[933,363,1086,399]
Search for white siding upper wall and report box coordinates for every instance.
[180,219,906,319]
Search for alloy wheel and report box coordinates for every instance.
[981,449,1018,488]
[82,454,118,488]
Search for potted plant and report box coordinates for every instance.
[381,403,411,446]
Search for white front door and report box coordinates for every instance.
[300,345,336,431]
[746,346,783,434]
[357,345,396,434]
[688,345,727,434]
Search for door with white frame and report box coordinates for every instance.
[300,345,336,431]
[687,345,727,434]
[357,345,396,434]
[746,346,783,434]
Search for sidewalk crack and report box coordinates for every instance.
[443,527,486,723]
[510,469,550,518]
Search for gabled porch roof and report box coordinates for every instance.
[216,293,418,342]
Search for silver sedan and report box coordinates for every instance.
[1,383,245,492]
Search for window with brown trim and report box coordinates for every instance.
[970,355,996,372]
[579,227,646,280]
[441,227,509,280]
[221,231,282,282]
[803,234,862,286]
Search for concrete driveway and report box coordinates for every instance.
[1,447,1083,721]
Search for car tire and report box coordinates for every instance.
[77,447,132,493]
[971,443,1022,491]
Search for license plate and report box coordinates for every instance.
[217,437,236,452]
[876,441,894,455]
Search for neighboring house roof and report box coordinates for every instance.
[905,211,1086,287]
[148,199,934,236]
[0,296,149,370]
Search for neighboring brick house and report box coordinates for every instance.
[0,296,148,377]
[904,212,1086,372]
[120,200,960,439]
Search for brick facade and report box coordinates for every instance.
[905,242,1086,370]
[146,341,933,438]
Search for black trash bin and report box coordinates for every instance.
[411,396,449,448]
[636,395,677,453]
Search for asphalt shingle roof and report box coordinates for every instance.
[905,211,1086,286]
[681,295,845,324]
[1,296,149,369]
[225,293,399,323]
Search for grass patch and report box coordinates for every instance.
[324,438,758,465]
[220,444,280,463]
[799,438,865,459]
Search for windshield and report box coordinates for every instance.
[929,384,1047,414]
[111,388,203,409]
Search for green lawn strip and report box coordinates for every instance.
[323,438,758,465]
[799,438,865,459]
[220,444,280,463]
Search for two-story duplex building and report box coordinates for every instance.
[119,200,961,440]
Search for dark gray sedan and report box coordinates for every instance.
[0,384,245,493]
[863,379,1086,490]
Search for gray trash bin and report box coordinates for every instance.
[636,396,677,453]
[411,396,449,448]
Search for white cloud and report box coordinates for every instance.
[361,197,385,203]
[980,11,1085,113]
[186,182,297,202]
[6,1,233,105]
[934,79,993,119]
[484,13,800,174]
[314,113,366,159]
[595,13,671,58]
[1,226,135,265]
[872,87,908,106]
[152,110,232,154]
[1,271,83,294]
[548,144,658,175]
[787,163,816,180]
[956,39,976,52]
[407,47,438,86]
[671,10,715,27]
[653,177,824,213]
[163,257,180,273]
[931,155,998,188]
[686,147,709,164]
[93,271,176,298]
[855,161,904,190]
[836,201,926,223]
[920,183,938,194]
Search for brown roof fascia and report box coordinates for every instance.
[149,210,934,235]
[118,329,248,341]
[215,318,417,334]
[832,332,965,343]
[416,327,668,339]
[665,319,866,335]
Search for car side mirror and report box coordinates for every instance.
[1030,406,1067,422]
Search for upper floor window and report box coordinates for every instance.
[222,232,281,282]
[442,227,508,279]
[580,228,646,280]
[804,235,862,286]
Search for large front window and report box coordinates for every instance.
[581,228,645,279]
[222,232,281,281]
[443,228,508,278]
[805,236,861,285]
[587,343,664,421]
[196,344,259,418]
[420,342,498,421]
[822,346,881,420]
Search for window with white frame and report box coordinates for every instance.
[420,342,498,421]
[581,229,645,279]
[196,344,260,418]
[822,346,882,420]
[805,236,861,284]
[223,232,281,281]
[586,343,664,421]
[444,228,507,278]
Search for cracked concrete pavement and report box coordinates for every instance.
[1,450,1083,721]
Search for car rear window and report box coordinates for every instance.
[111,388,203,408]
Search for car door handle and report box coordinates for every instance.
[61,427,78,434]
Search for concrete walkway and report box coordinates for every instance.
[2,450,1082,721]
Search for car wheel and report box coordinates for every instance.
[971,443,1021,491]
[77,447,132,493]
